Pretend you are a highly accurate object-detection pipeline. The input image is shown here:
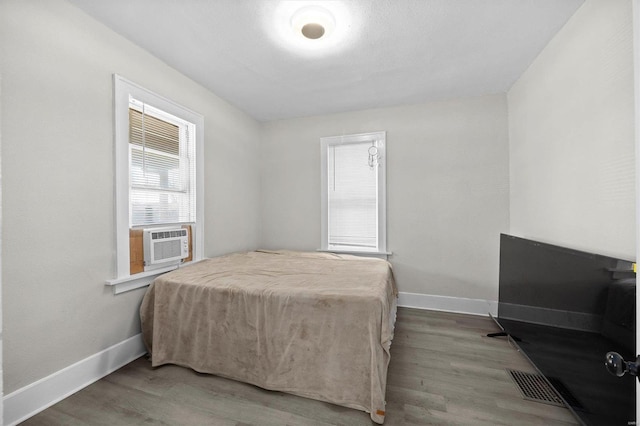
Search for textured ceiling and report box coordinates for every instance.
[69,0,584,122]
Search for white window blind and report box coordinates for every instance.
[129,100,196,227]
[321,131,387,254]
[328,142,378,249]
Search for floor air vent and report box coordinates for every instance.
[506,370,565,407]
[546,377,584,410]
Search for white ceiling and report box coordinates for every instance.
[69,0,584,122]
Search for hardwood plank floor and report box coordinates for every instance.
[22,308,579,425]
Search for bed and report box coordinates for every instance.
[139,250,398,424]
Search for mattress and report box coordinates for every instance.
[140,250,398,423]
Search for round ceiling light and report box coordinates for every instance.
[291,5,335,41]
[270,1,354,55]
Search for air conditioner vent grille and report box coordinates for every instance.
[152,239,183,262]
[151,229,187,240]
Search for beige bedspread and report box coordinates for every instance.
[140,250,398,423]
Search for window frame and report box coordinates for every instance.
[108,75,204,293]
[320,131,388,255]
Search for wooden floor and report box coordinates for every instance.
[22,308,579,425]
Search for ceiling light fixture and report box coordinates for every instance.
[291,5,335,41]
[270,1,354,55]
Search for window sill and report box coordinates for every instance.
[317,249,392,259]
[105,266,178,294]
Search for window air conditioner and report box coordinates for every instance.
[143,227,189,271]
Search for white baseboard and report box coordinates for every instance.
[398,291,498,317]
[3,333,146,426]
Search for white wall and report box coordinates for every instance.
[508,0,635,259]
[0,0,261,394]
[261,95,510,301]
[0,71,4,423]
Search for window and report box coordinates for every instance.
[128,101,196,226]
[320,131,387,254]
[109,75,204,293]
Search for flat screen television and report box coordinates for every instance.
[493,234,636,426]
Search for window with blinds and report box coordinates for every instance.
[129,100,196,227]
[112,75,204,286]
[321,132,387,253]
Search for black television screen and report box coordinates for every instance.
[495,234,635,426]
